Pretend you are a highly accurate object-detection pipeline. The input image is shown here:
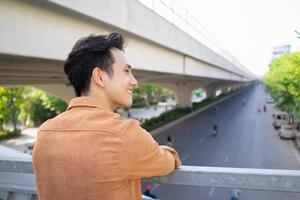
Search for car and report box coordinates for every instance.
[279,125,296,140]
[273,111,289,129]
[266,96,274,104]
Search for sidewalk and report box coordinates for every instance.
[117,103,175,120]
[0,128,37,155]
[0,144,31,159]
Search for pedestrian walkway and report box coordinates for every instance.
[0,128,37,155]
[117,103,175,120]
[0,144,31,158]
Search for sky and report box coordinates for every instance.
[176,0,300,77]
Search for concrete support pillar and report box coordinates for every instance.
[227,86,232,93]
[231,85,238,91]
[205,86,216,99]
[173,83,194,108]
[220,87,228,95]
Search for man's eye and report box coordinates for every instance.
[124,69,130,73]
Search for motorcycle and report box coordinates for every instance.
[211,128,218,137]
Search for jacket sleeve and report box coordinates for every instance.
[120,120,182,179]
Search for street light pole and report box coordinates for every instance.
[295,30,300,39]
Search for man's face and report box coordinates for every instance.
[105,48,137,109]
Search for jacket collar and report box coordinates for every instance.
[67,96,105,111]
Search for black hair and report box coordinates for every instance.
[64,32,124,96]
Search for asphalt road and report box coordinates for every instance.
[148,84,300,200]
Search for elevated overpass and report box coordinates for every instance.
[0,0,255,107]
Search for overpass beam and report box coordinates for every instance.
[33,84,75,103]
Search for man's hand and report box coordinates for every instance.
[160,145,182,168]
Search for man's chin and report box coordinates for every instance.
[122,101,132,109]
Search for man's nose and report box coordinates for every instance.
[130,73,138,87]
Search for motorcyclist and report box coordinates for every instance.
[166,134,174,147]
[143,184,157,199]
[263,105,267,112]
[257,107,261,113]
[214,106,220,114]
[228,188,241,200]
[212,124,218,136]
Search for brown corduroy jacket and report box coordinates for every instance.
[32,96,181,200]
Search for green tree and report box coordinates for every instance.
[263,52,300,120]
[0,87,25,132]
[21,87,67,126]
[41,93,68,115]
[132,84,173,107]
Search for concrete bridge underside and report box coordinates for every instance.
[0,54,246,107]
[0,0,253,107]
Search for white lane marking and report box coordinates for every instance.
[182,153,189,161]
[224,155,229,163]
[199,138,205,144]
[151,183,160,192]
[209,187,215,197]
[293,148,300,165]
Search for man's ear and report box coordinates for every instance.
[92,67,106,88]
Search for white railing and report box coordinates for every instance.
[148,165,300,192]
[1,157,300,200]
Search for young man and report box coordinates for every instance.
[32,32,181,200]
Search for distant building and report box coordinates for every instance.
[272,44,291,58]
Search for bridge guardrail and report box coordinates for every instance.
[1,157,300,200]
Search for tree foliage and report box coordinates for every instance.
[263,52,300,119]
[22,88,67,126]
[0,87,25,132]
[132,84,173,107]
[0,87,67,134]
